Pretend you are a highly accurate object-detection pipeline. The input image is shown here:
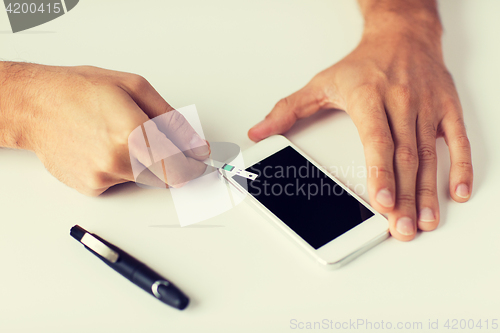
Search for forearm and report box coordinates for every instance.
[357,0,443,45]
[0,61,37,150]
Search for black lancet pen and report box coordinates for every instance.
[70,225,189,310]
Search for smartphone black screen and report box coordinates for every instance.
[235,146,374,250]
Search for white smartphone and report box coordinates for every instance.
[222,135,389,268]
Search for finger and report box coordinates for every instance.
[248,84,329,142]
[121,74,210,161]
[127,139,168,189]
[415,118,440,231]
[347,87,396,214]
[385,89,419,241]
[143,121,208,187]
[128,120,206,188]
[441,113,473,202]
[119,74,175,118]
[152,110,211,161]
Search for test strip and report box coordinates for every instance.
[204,160,258,181]
[221,163,258,180]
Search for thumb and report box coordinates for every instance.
[248,84,329,142]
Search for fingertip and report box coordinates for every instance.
[418,220,439,232]
[188,134,210,160]
[370,188,395,214]
[417,207,440,231]
[390,232,416,242]
[247,128,260,142]
[370,199,394,214]
[248,120,269,142]
[389,230,416,242]
[389,216,416,241]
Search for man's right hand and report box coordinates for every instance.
[0,63,210,196]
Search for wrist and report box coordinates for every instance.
[360,4,443,50]
[0,62,38,151]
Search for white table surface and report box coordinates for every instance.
[1,1,499,332]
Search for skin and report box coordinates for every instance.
[248,0,473,241]
[0,63,210,196]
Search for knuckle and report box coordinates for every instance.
[442,69,455,83]
[312,87,330,109]
[390,84,412,110]
[166,110,189,133]
[102,153,123,174]
[124,120,149,151]
[363,106,386,120]
[369,165,394,180]
[416,185,437,198]
[274,97,291,111]
[397,193,416,207]
[454,134,471,150]
[366,133,395,151]
[127,74,150,92]
[392,84,411,101]
[442,97,460,114]
[418,144,437,163]
[87,172,109,189]
[395,144,419,168]
[351,84,380,102]
[419,121,437,139]
[455,161,473,173]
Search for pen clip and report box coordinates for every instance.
[81,233,119,263]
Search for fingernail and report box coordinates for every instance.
[456,183,469,198]
[190,133,210,156]
[396,217,414,236]
[376,188,394,208]
[419,207,435,222]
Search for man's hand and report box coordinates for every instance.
[0,63,210,196]
[248,0,473,241]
